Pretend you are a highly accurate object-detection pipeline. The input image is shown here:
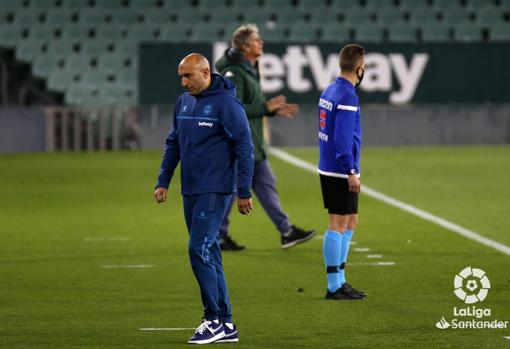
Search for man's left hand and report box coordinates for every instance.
[277,103,299,118]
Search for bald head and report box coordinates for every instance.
[178,53,212,95]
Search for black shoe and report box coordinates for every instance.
[325,283,366,300]
[281,225,316,249]
[343,283,367,298]
[220,235,245,251]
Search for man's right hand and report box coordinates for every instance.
[266,95,286,113]
[237,198,253,215]
[347,175,361,194]
[154,187,168,203]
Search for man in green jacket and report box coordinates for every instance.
[215,23,315,251]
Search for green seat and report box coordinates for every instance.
[143,9,174,24]
[465,0,496,11]
[61,26,92,42]
[0,0,25,13]
[354,25,384,43]
[258,25,286,43]
[309,8,340,25]
[287,21,319,43]
[94,0,124,11]
[96,25,126,41]
[162,0,194,10]
[81,40,111,56]
[111,10,139,25]
[387,22,417,43]
[297,0,328,11]
[209,8,242,24]
[501,0,510,9]
[130,0,160,11]
[276,9,307,23]
[489,23,510,41]
[321,25,351,43]
[176,9,207,23]
[114,40,138,56]
[27,24,57,41]
[32,55,63,79]
[189,25,223,43]
[80,68,109,86]
[343,8,374,26]
[376,8,405,24]
[61,0,91,11]
[399,0,429,11]
[261,0,293,10]
[242,10,274,25]
[231,0,262,9]
[453,22,483,42]
[98,54,132,75]
[126,25,158,42]
[363,0,395,11]
[159,25,189,42]
[47,69,80,92]
[420,23,451,42]
[433,0,462,11]
[441,8,471,24]
[475,6,505,26]
[45,9,75,25]
[408,6,439,26]
[46,41,76,59]
[198,0,228,8]
[13,9,43,28]
[78,9,109,26]
[0,25,24,48]
[30,0,57,11]
[15,40,45,63]
[65,53,94,70]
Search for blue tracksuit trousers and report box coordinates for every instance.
[183,192,233,323]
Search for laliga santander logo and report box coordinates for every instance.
[453,267,490,304]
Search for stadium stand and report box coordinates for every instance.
[0,0,508,107]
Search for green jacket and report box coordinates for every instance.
[215,49,275,161]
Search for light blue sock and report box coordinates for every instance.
[339,229,354,285]
[323,230,343,292]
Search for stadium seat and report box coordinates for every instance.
[0,0,25,13]
[408,6,439,26]
[387,22,417,43]
[46,41,76,59]
[399,0,429,11]
[363,0,395,11]
[489,23,510,41]
[433,0,462,11]
[26,25,57,41]
[60,26,92,42]
[354,25,384,43]
[159,25,189,42]
[78,9,110,26]
[297,0,328,11]
[80,68,110,86]
[176,9,207,23]
[97,54,133,75]
[420,23,451,42]
[231,0,262,9]
[287,22,319,43]
[376,8,405,24]
[475,6,506,26]
[501,0,510,9]
[465,0,497,11]
[441,8,472,24]
[45,9,75,25]
[32,55,63,79]
[94,0,125,11]
[162,0,194,10]
[258,25,286,42]
[13,9,43,28]
[320,25,351,43]
[130,0,160,11]
[0,25,24,48]
[308,9,340,25]
[198,0,228,9]
[275,9,308,23]
[81,40,111,56]
[343,8,374,26]
[15,39,45,63]
[242,10,274,25]
[47,69,80,92]
[142,10,174,24]
[96,25,126,41]
[65,53,94,71]
[126,25,159,42]
[208,8,242,24]
[261,0,293,10]
[29,0,57,11]
[111,10,139,25]
[189,25,223,43]
[453,22,484,42]
[61,0,91,11]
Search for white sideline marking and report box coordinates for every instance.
[503,336,510,340]
[84,237,132,242]
[350,262,396,266]
[354,248,370,252]
[367,254,383,259]
[269,148,510,256]
[140,327,195,331]
[101,264,154,269]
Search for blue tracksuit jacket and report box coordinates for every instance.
[156,73,254,198]
[318,77,362,178]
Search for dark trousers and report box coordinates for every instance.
[220,159,291,237]
[183,192,233,323]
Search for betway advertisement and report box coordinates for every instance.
[139,43,510,105]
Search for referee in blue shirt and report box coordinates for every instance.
[318,44,367,300]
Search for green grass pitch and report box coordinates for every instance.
[0,146,509,348]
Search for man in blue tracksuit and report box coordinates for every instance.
[318,44,367,300]
[154,53,254,344]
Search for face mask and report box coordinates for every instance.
[355,67,365,86]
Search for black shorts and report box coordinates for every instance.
[319,174,359,215]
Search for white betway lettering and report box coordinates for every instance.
[198,121,213,127]
[212,43,429,105]
[319,98,333,111]
[318,131,328,142]
[337,104,358,112]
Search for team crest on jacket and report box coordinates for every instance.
[320,109,327,130]
[203,104,212,115]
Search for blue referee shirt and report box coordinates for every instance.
[317,77,362,178]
